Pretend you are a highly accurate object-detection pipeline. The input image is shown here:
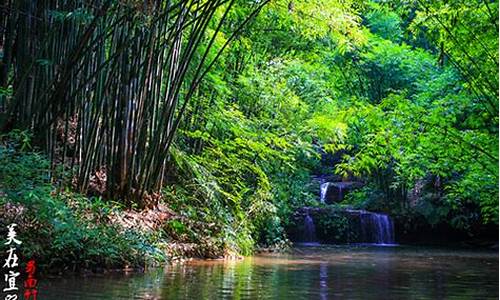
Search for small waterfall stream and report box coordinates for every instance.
[357,210,395,244]
[302,212,318,243]
[294,180,397,245]
[298,208,396,245]
[320,182,329,203]
[318,179,358,204]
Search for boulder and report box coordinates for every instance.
[320,181,363,204]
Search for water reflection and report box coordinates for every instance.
[39,245,498,299]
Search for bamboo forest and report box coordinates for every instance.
[0,0,498,299]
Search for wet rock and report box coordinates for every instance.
[320,181,363,204]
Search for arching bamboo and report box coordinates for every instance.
[0,0,270,206]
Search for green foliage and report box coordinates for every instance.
[0,136,164,270]
[311,1,499,233]
[1,0,497,265]
[365,3,403,42]
[176,0,498,247]
[343,185,386,211]
[315,211,352,243]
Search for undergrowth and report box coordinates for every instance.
[0,131,166,272]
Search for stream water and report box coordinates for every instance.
[39,245,498,299]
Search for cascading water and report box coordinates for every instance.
[303,212,318,243]
[293,208,396,245]
[358,210,395,244]
[293,181,397,245]
[320,182,329,203]
[318,181,360,204]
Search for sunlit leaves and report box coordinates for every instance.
[176,0,498,248]
[409,0,499,114]
[365,2,403,42]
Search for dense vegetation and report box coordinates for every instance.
[0,0,497,270]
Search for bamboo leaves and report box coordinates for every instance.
[1,0,268,205]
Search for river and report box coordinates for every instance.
[39,245,498,299]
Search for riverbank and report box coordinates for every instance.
[0,138,258,273]
[0,125,303,276]
[0,185,247,274]
[0,134,496,275]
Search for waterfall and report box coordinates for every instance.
[292,208,396,245]
[292,180,396,245]
[303,212,318,243]
[358,211,395,244]
[319,181,359,204]
[320,182,329,203]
